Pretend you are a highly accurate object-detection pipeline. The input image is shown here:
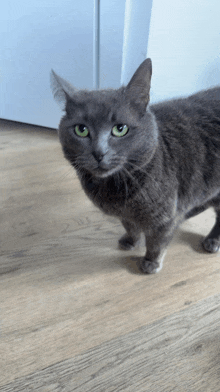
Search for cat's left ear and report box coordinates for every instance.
[50,70,76,110]
[125,58,152,114]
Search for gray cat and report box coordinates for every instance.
[51,59,220,273]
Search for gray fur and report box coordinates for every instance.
[51,59,220,273]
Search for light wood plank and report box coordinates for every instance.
[1,294,220,392]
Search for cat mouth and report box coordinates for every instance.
[92,165,120,178]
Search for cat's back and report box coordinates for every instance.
[189,86,220,102]
[150,86,220,144]
[150,86,220,118]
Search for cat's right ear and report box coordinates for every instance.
[50,70,76,110]
[125,58,152,114]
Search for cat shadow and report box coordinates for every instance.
[113,230,209,275]
[113,251,144,275]
[177,229,206,254]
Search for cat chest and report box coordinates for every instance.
[83,182,139,217]
[82,176,176,226]
[89,188,157,225]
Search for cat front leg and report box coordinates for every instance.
[141,221,176,274]
[119,219,141,250]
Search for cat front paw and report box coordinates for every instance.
[118,234,138,250]
[202,237,220,253]
[140,258,160,274]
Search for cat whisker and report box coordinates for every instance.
[127,161,160,197]
[34,164,82,197]
[127,159,148,175]
[123,166,157,205]
[122,167,146,200]
[118,170,129,207]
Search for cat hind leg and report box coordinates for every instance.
[202,209,220,253]
[185,203,209,219]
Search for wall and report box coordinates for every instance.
[147,0,220,103]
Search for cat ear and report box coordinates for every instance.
[125,58,152,113]
[50,70,76,110]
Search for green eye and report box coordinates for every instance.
[74,124,89,138]
[112,124,129,137]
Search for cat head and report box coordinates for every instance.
[51,59,158,179]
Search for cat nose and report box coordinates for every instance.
[92,150,105,163]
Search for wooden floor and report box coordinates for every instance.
[0,120,220,391]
